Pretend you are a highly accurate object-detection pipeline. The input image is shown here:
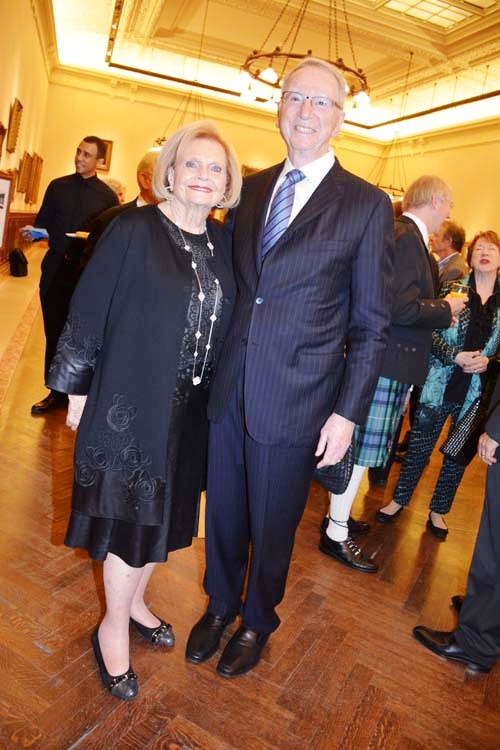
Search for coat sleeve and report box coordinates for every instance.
[391,232,452,330]
[46,216,133,395]
[333,190,394,424]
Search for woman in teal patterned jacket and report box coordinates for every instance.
[381,230,500,538]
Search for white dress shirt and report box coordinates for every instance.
[265,150,336,226]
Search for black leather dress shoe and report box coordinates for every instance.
[216,626,269,678]
[319,531,378,573]
[31,393,68,415]
[412,626,490,673]
[91,629,138,700]
[130,616,175,647]
[185,612,235,664]
[375,505,404,523]
[426,512,448,540]
[320,516,370,537]
[451,595,464,612]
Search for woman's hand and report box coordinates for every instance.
[66,394,87,431]
[454,350,489,373]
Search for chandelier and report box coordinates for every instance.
[240,0,370,105]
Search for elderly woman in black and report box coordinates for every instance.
[47,121,241,699]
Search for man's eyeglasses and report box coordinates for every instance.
[281,91,343,112]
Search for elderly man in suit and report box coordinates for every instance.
[413,374,500,673]
[186,57,395,677]
[432,219,468,283]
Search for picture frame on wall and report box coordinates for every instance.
[96,139,113,172]
[6,99,23,154]
[0,171,14,253]
[25,154,43,205]
[17,151,32,193]
[0,123,6,157]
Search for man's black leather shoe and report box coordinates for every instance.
[31,393,68,415]
[216,626,269,678]
[413,626,490,673]
[185,612,235,664]
[320,516,370,537]
[319,532,378,573]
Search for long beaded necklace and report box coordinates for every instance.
[176,223,220,386]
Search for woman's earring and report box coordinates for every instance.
[215,195,226,209]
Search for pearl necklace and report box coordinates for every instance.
[176,224,220,386]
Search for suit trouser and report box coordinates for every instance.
[455,463,500,669]
[204,374,317,634]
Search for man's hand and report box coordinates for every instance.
[454,350,489,374]
[66,394,87,431]
[478,431,499,466]
[315,412,355,468]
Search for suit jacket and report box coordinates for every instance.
[486,375,500,446]
[379,215,452,386]
[208,159,394,446]
[439,252,469,283]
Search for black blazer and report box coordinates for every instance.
[379,215,452,386]
[486,375,500,445]
[208,159,395,445]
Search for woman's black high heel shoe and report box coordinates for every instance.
[130,616,175,648]
[91,629,138,701]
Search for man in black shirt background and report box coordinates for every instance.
[29,136,118,414]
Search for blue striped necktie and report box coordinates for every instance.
[261,169,305,257]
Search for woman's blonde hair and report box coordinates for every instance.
[153,120,241,209]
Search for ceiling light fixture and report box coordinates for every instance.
[240,0,369,102]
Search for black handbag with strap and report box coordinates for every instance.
[9,248,28,277]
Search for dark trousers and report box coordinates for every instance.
[455,462,500,669]
[204,376,317,633]
[393,401,466,514]
[40,251,79,388]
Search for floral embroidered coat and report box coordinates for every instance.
[47,205,235,526]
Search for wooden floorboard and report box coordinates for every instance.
[0,309,498,749]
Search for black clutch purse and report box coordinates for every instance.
[440,397,486,466]
[312,443,354,495]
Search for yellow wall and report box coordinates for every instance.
[0,0,49,210]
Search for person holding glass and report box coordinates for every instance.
[46,121,241,699]
[378,230,500,538]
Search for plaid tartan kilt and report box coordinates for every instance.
[354,376,409,467]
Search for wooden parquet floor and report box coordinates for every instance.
[1,311,499,750]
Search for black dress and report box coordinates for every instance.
[65,214,223,567]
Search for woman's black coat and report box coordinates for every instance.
[47,205,235,527]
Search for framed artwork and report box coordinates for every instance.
[0,123,6,157]
[0,171,14,253]
[6,98,23,154]
[17,151,32,193]
[96,139,113,172]
[25,154,43,205]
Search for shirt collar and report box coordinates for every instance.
[438,251,459,269]
[403,211,429,249]
[282,149,335,188]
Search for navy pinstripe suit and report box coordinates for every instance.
[204,159,394,633]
